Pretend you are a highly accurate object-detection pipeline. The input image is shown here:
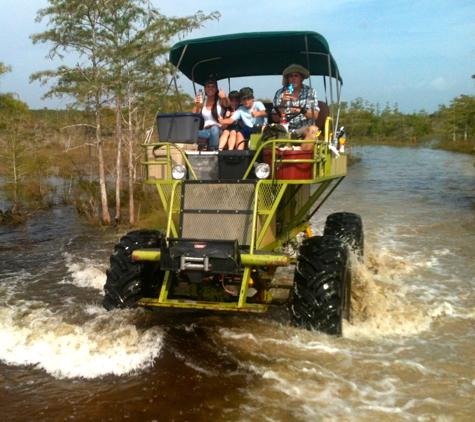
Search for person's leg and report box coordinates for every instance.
[236,127,252,150]
[208,126,222,150]
[291,126,307,139]
[235,132,246,150]
[227,130,237,150]
[198,128,211,144]
[218,130,230,150]
[301,125,318,150]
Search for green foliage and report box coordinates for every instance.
[30,0,219,115]
[434,94,475,142]
[0,93,30,121]
[432,139,474,155]
[29,0,220,225]
[0,62,13,88]
[0,92,32,203]
[340,97,433,142]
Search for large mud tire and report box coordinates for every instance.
[324,212,364,259]
[289,235,350,336]
[103,230,163,310]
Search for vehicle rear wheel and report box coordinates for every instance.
[103,229,163,310]
[324,212,364,259]
[289,235,350,336]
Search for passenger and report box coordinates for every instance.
[218,87,267,150]
[192,79,230,151]
[272,64,319,150]
[218,90,241,150]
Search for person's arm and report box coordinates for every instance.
[301,88,319,121]
[299,104,319,120]
[251,104,267,118]
[278,90,291,107]
[218,88,230,108]
[192,91,202,114]
[218,109,238,126]
[219,116,237,125]
[272,89,287,122]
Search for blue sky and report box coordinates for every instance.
[1,0,474,113]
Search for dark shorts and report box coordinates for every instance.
[239,127,253,138]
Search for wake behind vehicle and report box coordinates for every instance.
[102,31,364,336]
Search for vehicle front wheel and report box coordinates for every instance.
[103,229,163,310]
[289,235,350,336]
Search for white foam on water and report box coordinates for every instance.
[237,353,446,421]
[237,358,413,421]
[183,360,218,376]
[392,359,434,375]
[218,323,345,356]
[218,330,258,343]
[0,300,164,379]
[61,252,106,291]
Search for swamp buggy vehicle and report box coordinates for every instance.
[103,31,364,336]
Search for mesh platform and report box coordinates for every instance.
[180,181,256,245]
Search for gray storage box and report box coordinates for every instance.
[186,151,219,180]
[156,112,201,143]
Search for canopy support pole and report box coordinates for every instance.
[304,35,316,126]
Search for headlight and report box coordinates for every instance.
[171,164,187,180]
[254,163,270,179]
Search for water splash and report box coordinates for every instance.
[61,252,106,291]
[0,300,164,379]
[346,246,454,339]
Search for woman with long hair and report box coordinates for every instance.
[192,80,230,150]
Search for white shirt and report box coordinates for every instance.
[202,103,222,128]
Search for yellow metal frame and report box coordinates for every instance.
[138,117,347,312]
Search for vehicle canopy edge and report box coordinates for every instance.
[169,31,342,86]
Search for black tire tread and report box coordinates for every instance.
[103,229,163,310]
[289,235,350,336]
[323,212,364,258]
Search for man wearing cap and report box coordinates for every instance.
[272,64,319,143]
[218,87,267,150]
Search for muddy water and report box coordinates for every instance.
[1,146,474,422]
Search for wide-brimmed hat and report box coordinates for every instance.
[282,64,310,85]
[239,87,254,98]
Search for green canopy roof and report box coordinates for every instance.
[169,31,342,86]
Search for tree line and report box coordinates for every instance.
[1,0,474,226]
[1,0,218,226]
[338,96,475,145]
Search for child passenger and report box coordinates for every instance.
[218,90,241,150]
[218,87,267,150]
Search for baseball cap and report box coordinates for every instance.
[239,87,254,98]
